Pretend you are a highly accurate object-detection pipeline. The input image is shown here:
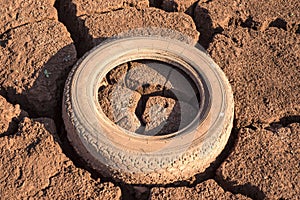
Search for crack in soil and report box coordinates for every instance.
[19,170,63,199]
[269,115,300,127]
[0,32,11,48]
[54,0,147,58]
[265,115,300,133]
[214,177,264,200]
[73,7,127,21]
[269,18,288,31]
[149,0,164,9]
[296,25,300,34]
[54,0,92,57]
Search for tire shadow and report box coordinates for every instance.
[193,5,224,49]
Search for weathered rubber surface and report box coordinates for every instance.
[62,36,234,184]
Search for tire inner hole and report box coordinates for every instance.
[98,60,200,136]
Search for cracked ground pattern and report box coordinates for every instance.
[0,0,299,199]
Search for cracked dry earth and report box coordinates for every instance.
[0,0,299,199]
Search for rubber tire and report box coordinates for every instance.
[62,36,234,184]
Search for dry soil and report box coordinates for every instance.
[0,0,299,199]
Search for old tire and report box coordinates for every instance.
[62,36,234,184]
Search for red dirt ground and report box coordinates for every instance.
[0,0,299,199]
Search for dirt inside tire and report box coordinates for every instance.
[98,60,199,136]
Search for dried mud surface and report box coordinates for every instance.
[0,0,57,34]
[0,19,76,118]
[0,97,121,199]
[217,122,300,200]
[150,179,251,200]
[0,0,299,199]
[208,27,300,127]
